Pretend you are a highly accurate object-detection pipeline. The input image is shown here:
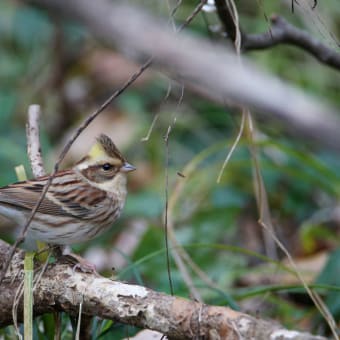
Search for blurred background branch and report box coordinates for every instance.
[23,0,340,151]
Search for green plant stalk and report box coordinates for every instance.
[15,165,27,182]
[15,165,33,340]
[23,252,34,340]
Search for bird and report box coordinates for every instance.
[0,134,136,246]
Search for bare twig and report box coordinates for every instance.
[26,104,46,177]
[214,0,339,70]
[259,219,339,339]
[165,144,228,301]
[0,0,209,286]
[177,0,207,32]
[162,86,204,302]
[23,0,340,151]
[12,109,49,339]
[142,1,207,300]
[217,111,245,183]
[244,111,339,338]
[292,0,318,13]
[214,1,337,334]
[164,124,175,296]
[242,15,340,70]
[0,58,152,285]
[141,0,206,142]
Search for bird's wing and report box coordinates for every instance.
[0,170,107,219]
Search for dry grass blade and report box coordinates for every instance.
[141,83,171,142]
[165,144,226,299]
[217,111,245,183]
[12,279,25,340]
[245,112,339,339]
[217,1,338,335]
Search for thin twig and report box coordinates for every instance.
[232,0,337,334]
[164,124,175,296]
[259,220,339,339]
[140,113,161,142]
[216,103,245,183]
[12,279,25,339]
[0,59,151,284]
[292,0,318,13]
[177,0,207,33]
[141,72,172,142]
[167,0,181,31]
[171,243,202,301]
[242,15,340,69]
[169,0,182,20]
[12,106,49,339]
[166,145,226,301]
[255,0,273,40]
[141,0,206,143]
[26,0,340,150]
[245,111,338,338]
[215,0,339,70]
[143,1,207,297]
[0,0,209,285]
[162,85,205,300]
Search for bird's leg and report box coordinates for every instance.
[65,253,98,275]
[49,244,64,258]
[51,244,98,275]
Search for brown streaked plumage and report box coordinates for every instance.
[0,134,135,245]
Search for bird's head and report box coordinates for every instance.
[74,134,135,187]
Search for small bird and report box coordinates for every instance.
[0,134,135,245]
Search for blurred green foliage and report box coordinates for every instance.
[0,0,340,338]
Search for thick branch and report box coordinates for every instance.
[242,15,340,70]
[0,240,326,340]
[22,0,340,152]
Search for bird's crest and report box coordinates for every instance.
[88,134,125,162]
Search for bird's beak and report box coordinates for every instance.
[121,162,136,173]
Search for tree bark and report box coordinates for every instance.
[22,0,340,152]
[0,240,327,339]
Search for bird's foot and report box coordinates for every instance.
[49,245,99,276]
[60,253,99,276]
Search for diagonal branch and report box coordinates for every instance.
[0,240,327,340]
[21,0,340,153]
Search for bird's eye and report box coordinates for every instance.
[102,163,113,171]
